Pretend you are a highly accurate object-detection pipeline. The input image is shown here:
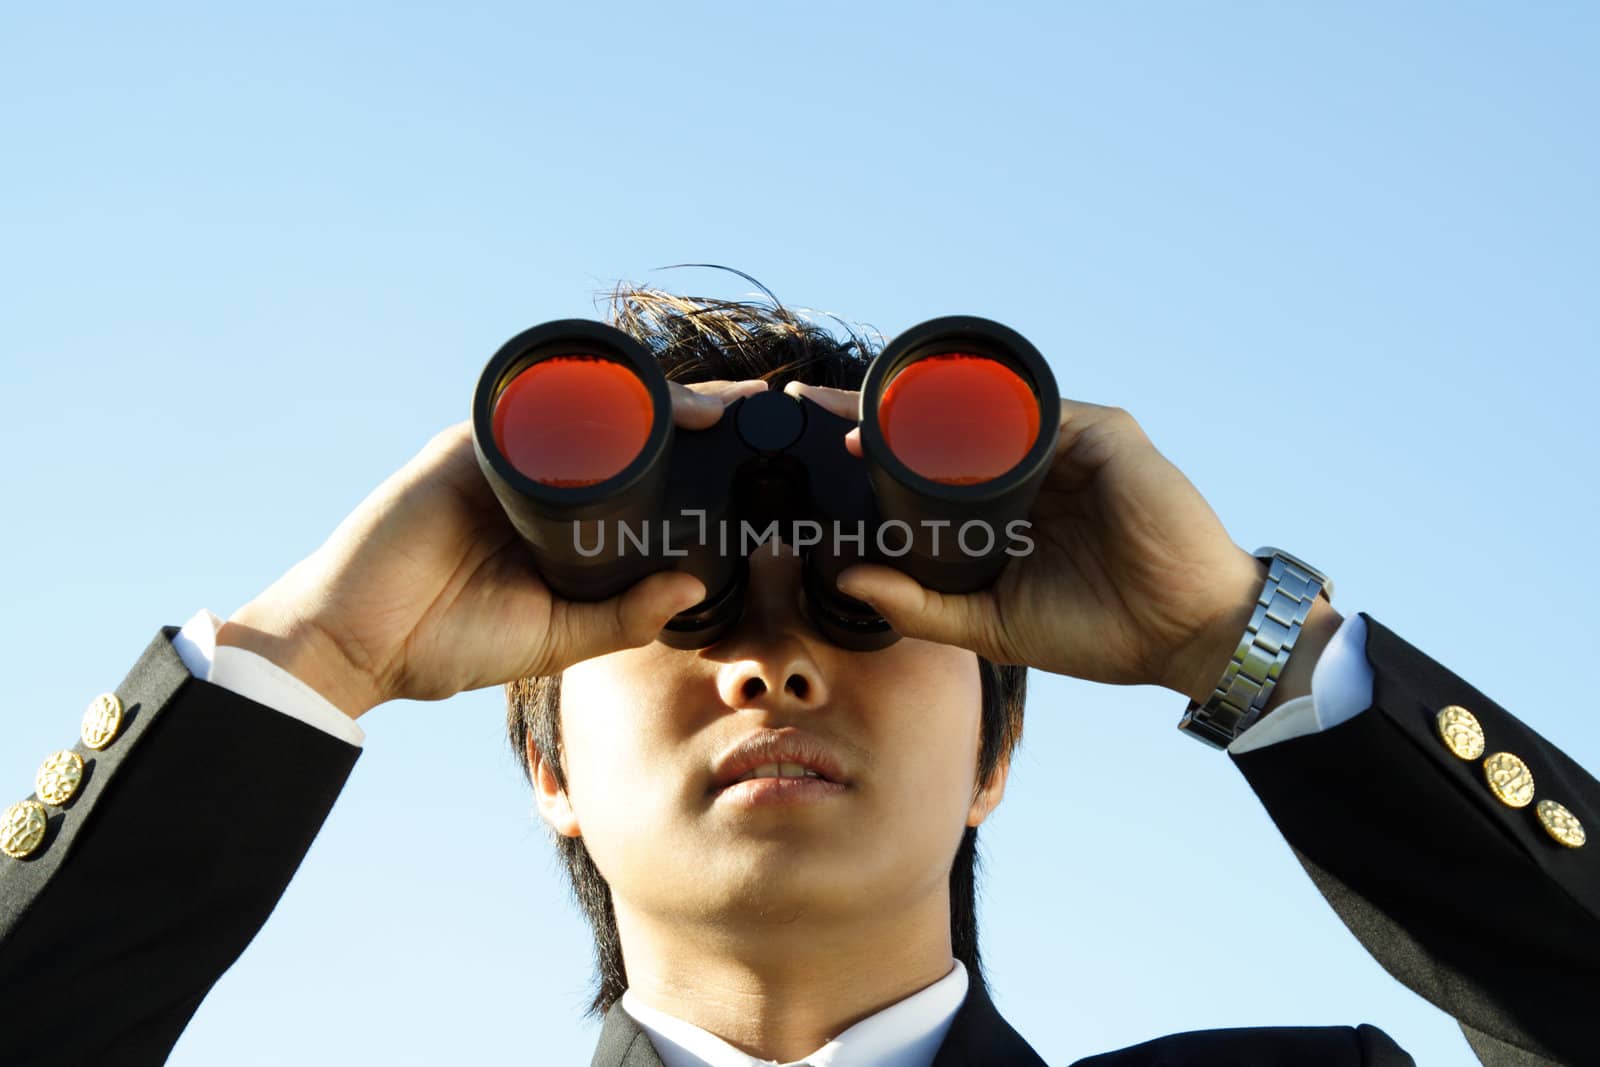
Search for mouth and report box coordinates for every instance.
[709,728,852,807]
[714,774,849,807]
[728,761,835,784]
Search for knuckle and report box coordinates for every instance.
[422,422,470,457]
[1105,406,1146,436]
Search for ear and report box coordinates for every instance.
[966,749,1010,828]
[528,732,582,838]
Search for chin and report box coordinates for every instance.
[695,843,868,913]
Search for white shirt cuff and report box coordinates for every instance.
[172,607,366,748]
[1227,610,1373,755]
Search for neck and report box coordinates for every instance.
[615,887,957,1062]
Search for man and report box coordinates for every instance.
[1,285,1595,1066]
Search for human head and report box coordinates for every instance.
[505,276,1029,1015]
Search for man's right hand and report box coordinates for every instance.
[217,379,769,720]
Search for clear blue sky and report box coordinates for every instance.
[3,3,1596,1063]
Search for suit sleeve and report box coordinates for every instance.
[171,606,367,746]
[1231,612,1600,1066]
[0,626,361,1066]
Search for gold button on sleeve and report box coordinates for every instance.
[1483,751,1535,808]
[1435,704,1485,761]
[1,800,49,859]
[1536,799,1586,848]
[35,750,84,806]
[81,692,124,750]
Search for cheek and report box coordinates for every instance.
[864,646,987,839]
[555,657,703,879]
[877,645,984,757]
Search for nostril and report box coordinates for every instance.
[786,674,809,700]
[741,677,767,700]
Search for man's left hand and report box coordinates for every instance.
[784,382,1274,701]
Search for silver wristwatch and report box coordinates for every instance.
[1176,547,1335,749]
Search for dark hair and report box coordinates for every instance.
[504,272,1029,1017]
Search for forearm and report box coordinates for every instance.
[217,590,382,722]
[1232,613,1600,1064]
[1256,594,1342,716]
[0,627,362,1062]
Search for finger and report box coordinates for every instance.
[1049,398,1147,489]
[685,379,771,402]
[670,379,769,430]
[549,570,708,667]
[835,563,1002,657]
[421,420,504,511]
[428,419,473,452]
[1054,398,1140,450]
[785,382,864,458]
[783,381,860,421]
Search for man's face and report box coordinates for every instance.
[531,538,1007,934]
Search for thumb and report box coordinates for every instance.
[551,571,707,667]
[835,563,999,654]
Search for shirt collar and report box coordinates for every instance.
[619,958,968,1067]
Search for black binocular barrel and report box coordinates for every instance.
[805,316,1059,648]
[475,321,673,594]
[472,315,1058,652]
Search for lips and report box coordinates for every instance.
[709,728,850,794]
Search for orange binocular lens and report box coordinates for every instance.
[876,354,1041,485]
[491,356,655,487]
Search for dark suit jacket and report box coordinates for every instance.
[1,613,1595,1065]
[592,977,1416,1066]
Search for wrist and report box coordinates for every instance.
[1169,552,1342,713]
[217,597,382,720]
[1169,551,1271,706]
[1254,592,1342,718]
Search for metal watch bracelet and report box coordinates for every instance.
[1176,547,1334,749]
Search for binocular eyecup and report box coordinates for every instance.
[471,315,1059,653]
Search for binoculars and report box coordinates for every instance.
[471,316,1059,652]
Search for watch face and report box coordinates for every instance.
[1252,546,1336,603]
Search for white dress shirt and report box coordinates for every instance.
[619,959,968,1067]
[165,606,1378,1066]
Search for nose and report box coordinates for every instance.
[712,537,831,712]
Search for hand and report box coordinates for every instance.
[785,381,1282,702]
[218,379,772,719]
